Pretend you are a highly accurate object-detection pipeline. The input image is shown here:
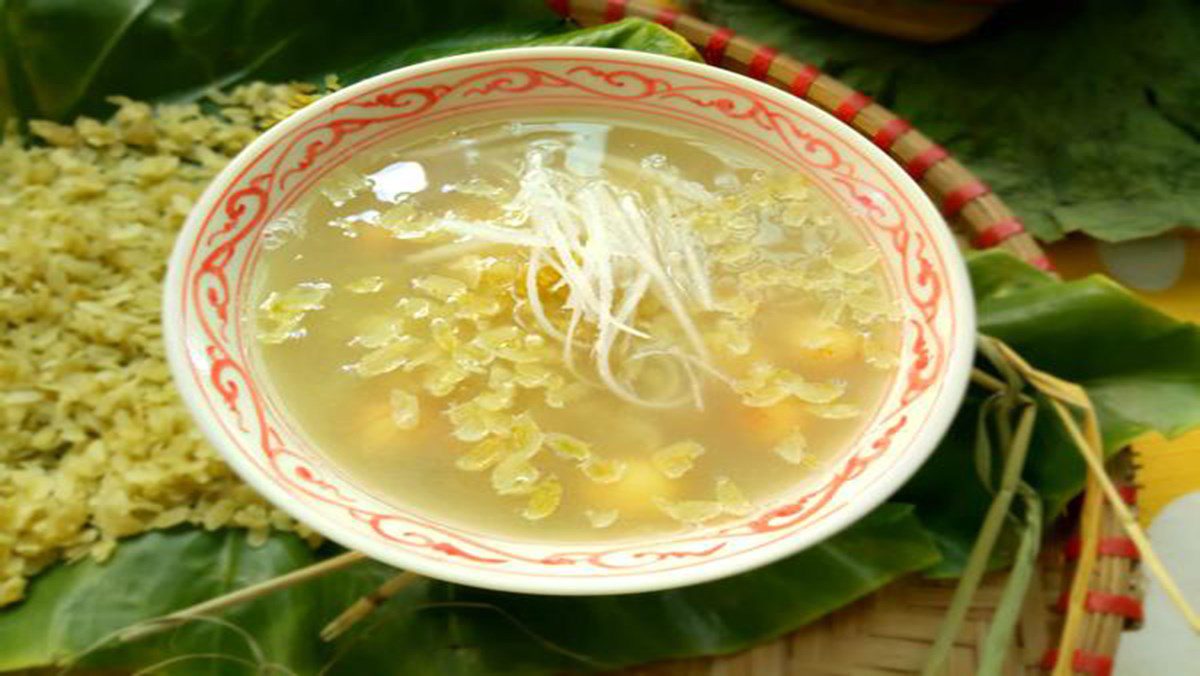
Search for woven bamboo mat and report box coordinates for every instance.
[627,569,1059,675]
[551,1,1145,673]
[621,458,1140,676]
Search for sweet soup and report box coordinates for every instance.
[249,117,900,542]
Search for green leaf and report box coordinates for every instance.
[972,251,1200,449]
[0,0,560,122]
[963,249,1056,301]
[327,504,938,675]
[0,505,937,674]
[339,18,701,85]
[903,250,1200,575]
[0,0,701,125]
[895,391,1021,576]
[694,0,1200,242]
[0,529,326,674]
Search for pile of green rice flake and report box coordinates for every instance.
[0,82,330,606]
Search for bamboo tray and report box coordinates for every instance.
[553,1,1144,673]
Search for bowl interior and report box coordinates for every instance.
[165,47,973,595]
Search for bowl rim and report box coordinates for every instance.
[164,45,975,595]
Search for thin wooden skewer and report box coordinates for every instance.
[320,571,420,641]
[118,551,368,643]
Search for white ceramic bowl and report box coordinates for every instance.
[164,47,974,595]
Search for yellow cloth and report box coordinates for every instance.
[1048,233,1200,522]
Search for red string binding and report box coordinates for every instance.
[1029,255,1056,271]
[653,6,680,28]
[546,0,570,17]
[1086,591,1145,621]
[1100,537,1141,559]
[972,218,1024,248]
[789,64,821,97]
[747,46,778,81]
[942,180,990,217]
[1119,485,1138,505]
[1065,535,1141,561]
[1073,652,1115,676]
[1055,591,1144,621]
[704,27,735,65]
[1041,649,1115,676]
[905,145,948,180]
[1040,649,1058,670]
[871,117,911,150]
[604,0,627,22]
[834,91,872,123]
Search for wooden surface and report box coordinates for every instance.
[627,564,1062,675]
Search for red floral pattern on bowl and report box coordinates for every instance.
[164,47,974,595]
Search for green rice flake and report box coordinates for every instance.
[653,497,722,525]
[388,389,420,431]
[430,317,459,351]
[401,342,442,373]
[447,255,489,288]
[521,476,563,521]
[736,361,845,407]
[491,454,541,496]
[829,248,879,274]
[544,381,591,408]
[351,335,419,377]
[446,400,512,442]
[651,440,705,479]
[377,202,432,239]
[544,433,592,463]
[318,167,367,206]
[514,362,559,389]
[452,292,504,319]
[473,385,516,412]
[256,282,330,344]
[451,342,494,374]
[455,437,507,472]
[395,296,435,320]
[585,509,619,529]
[864,333,900,369]
[715,476,753,516]
[782,376,845,404]
[346,275,385,294]
[0,83,325,606]
[806,403,862,420]
[581,456,628,484]
[421,359,470,397]
[772,428,810,465]
[412,274,468,302]
[350,315,404,349]
[449,177,506,199]
[501,414,544,459]
[707,317,752,357]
